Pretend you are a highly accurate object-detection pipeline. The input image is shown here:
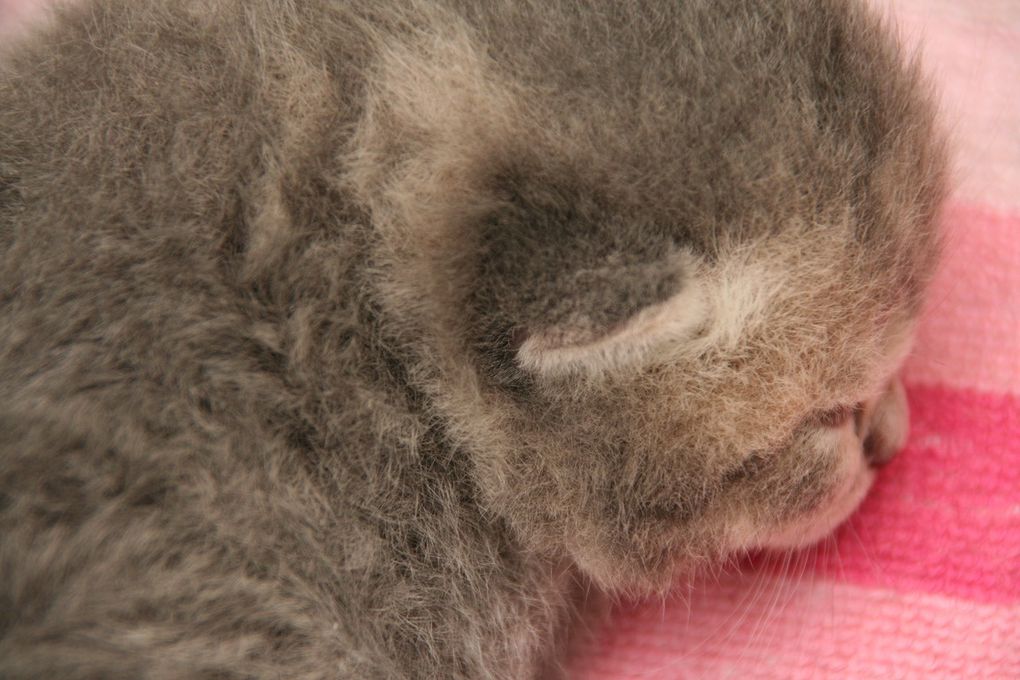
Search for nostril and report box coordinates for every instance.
[863,430,897,467]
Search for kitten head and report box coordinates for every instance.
[446,170,935,591]
[353,0,947,591]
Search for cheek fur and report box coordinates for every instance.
[752,425,874,550]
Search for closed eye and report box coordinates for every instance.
[814,404,857,428]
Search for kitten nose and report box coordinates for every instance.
[859,379,909,468]
[863,431,897,467]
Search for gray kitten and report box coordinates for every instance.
[0,0,946,678]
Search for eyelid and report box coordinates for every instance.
[814,404,856,428]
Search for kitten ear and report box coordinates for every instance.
[514,253,706,377]
[471,176,707,378]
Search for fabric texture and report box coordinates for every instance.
[568,2,1020,677]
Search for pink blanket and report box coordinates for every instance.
[569,2,1020,677]
[3,1,1017,677]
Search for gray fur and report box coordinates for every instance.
[0,1,946,678]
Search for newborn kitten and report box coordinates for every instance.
[0,0,946,678]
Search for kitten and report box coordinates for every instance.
[0,0,946,678]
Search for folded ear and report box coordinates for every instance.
[470,186,706,378]
[515,267,705,376]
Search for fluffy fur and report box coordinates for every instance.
[0,1,946,678]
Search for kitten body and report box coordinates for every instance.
[0,1,945,678]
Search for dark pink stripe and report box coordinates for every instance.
[773,384,1020,604]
